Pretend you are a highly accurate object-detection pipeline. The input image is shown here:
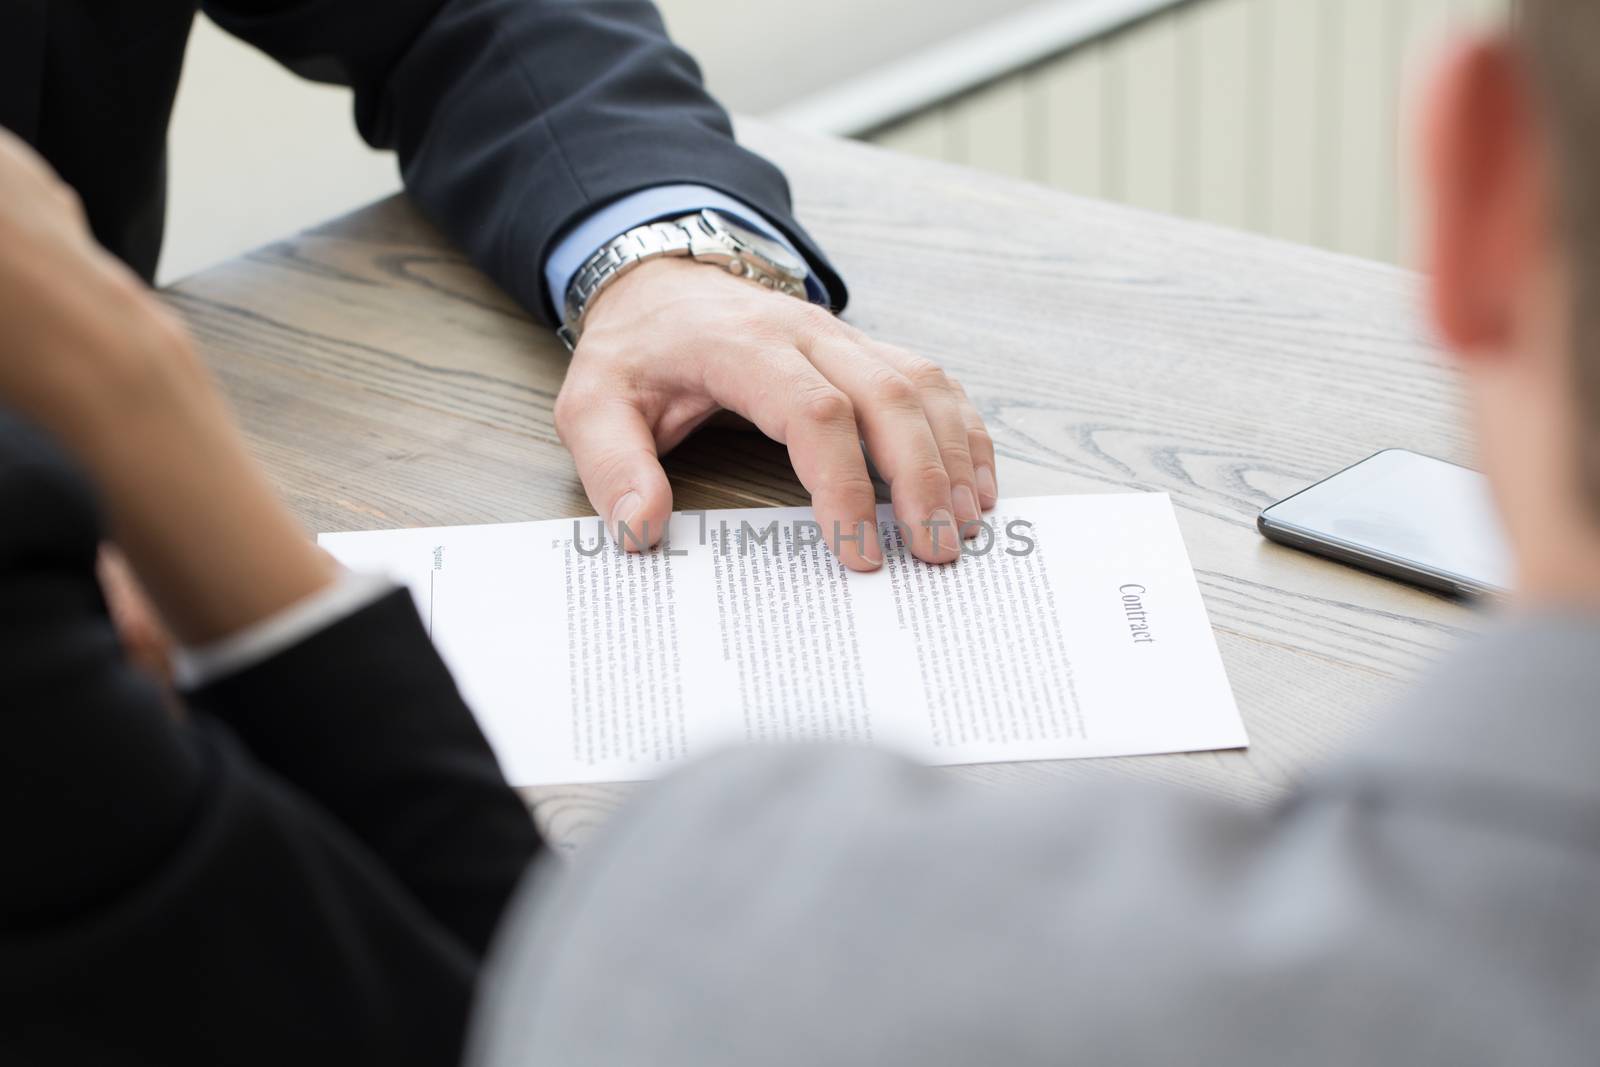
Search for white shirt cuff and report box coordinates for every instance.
[173,570,397,690]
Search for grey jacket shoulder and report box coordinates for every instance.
[474,614,1600,1067]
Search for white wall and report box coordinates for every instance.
[867,0,1509,265]
[162,16,398,283]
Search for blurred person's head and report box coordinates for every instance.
[1422,1,1600,599]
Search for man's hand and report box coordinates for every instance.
[98,545,176,690]
[0,127,194,447]
[0,127,336,646]
[557,257,998,570]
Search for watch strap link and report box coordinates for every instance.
[557,217,698,349]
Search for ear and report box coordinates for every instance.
[1420,35,1549,359]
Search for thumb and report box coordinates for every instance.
[557,396,674,550]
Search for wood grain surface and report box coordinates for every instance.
[162,119,1480,852]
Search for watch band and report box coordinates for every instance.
[556,211,805,350]
[561,218,696,339]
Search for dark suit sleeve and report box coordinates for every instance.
[0,416,539,1066]
[200,0,848,324]
[187,589,544,955]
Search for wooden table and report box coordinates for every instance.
[163,120,1478,851]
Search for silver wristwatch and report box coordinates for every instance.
[557,208,811,349]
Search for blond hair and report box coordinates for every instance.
[1518,0,1600,506]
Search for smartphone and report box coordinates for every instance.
[1257,449,1512,598]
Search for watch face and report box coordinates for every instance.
[703,210,809,280]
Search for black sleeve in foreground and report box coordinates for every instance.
[0,430,485,1066]
[188,587,545,957]
[201,0,848,324]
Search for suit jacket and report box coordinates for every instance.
[0,0,846,324]
[475,614,1600,1065]
[0,411,543,1066]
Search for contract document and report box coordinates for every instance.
[320,494,1245,786]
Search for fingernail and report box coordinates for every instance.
[953,485,980,526]
[864,524,889,572]
[929,508,957,558]
[976,466,998,508]
[611,491,642,540]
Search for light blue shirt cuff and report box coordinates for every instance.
[544,183,829,322]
